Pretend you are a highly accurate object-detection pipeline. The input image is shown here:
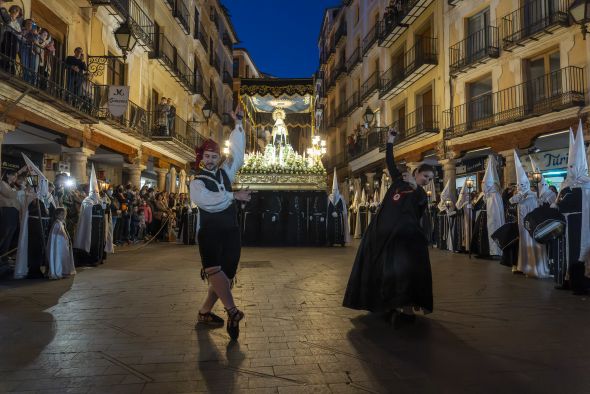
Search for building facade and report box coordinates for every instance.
[318,0,590,201]
[0,0,238,190]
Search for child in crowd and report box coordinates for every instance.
[46,207,76,279]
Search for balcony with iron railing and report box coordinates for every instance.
[197,23,209,53]
[94,85,150,140]
[0,25,97,123]
[393,105,440,145]
[334,58,347,82]
[360,70,381,103]
[150,33,176,72]
[443,66,585,139]
[345,91,361,116]
[337,100,348,121]
[347,127,385,161]
[346,47,361,73]
[167,0,190,34]
[379,0,436,48]
[380,37,438,100]
[176,54,193,92]
[449,25,499,75]
[362,22,379,56]
[499,0,570,51]
[192,73,204,96]
[90,0,155,50]
[150,112,207,157]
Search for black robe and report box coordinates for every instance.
[555,187,589,293]
[75,204,105,266]
[343,142,433,313]
[241,192,260,246]
[260,193,282,245]
[348,204,356,236]
[27,199,51,279]
[309,195,327,246]
[499,190,519,267]
[327,198,346,246]
[470,196,491,257]
[286,194,306,246]
[179,206,197,245]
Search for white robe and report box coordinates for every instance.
[510,192,549,278]
[46,220,76,279]
[13,193,36,279]
[485,186,504,256]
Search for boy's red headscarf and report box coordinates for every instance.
[195,139,221,167]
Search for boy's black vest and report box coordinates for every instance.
[196,168,238,229]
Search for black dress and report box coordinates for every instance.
[343,143,433,313]
[327,198,346,246]
[470,195,490,257]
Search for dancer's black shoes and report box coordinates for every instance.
[196,311,224,327]
[226,307,245,341]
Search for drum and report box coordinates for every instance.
[491,222,519,250]
[523,205,565,244]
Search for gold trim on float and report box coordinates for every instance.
[235,173,327,191]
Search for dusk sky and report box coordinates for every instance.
[223,0,340,78]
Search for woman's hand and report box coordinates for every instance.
[387,126,397,144]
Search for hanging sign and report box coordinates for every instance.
[529,148,569,171]
[107,85,130,117]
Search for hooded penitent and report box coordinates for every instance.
[456,177,473,252]
[511,150,549,278]
[328,168,350,244]
[437,180,455,213]
[482,155,504,256]
[566,121,590,271]
[529,156,555,205]
[74,164,100,253]
[380,173,388,203]
[354,188,367,239]
[425,178,437,204]
[14,154,50,279]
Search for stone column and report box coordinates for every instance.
[155,167,168,191]
[66,148,94,184]
[440,159,457,200]
[169,167,177,193]
[365,172,375,195]
[0,122,16,167]
[127,163,145,189]
[500,150,516,187]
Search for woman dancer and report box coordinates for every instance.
[343,128,435,327]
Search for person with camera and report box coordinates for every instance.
[190,105,249,341]
[343,127,436,328]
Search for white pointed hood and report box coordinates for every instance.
[372,189,379,206]
[513,150,530,193]
[87,164,100,204]
[438,179,455,212]
[360,188,367,206]
[482,155,501,194]
[570,120,589,185]
[425,178,437,203]
[329,168,341,204]
[21,153,48,199]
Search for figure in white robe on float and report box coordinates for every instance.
[509,151,549,278]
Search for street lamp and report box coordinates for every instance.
[114,21,138,59]
[569,0,590,39]
[465,178,474,192]
[363,107,375,128]
[201,102,212,124]
[445,199,453,210]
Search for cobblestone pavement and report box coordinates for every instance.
[1,242,590,394]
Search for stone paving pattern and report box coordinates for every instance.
[1,242,590,393]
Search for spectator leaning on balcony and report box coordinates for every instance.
[167,98,176,133]
[158,97,170,135]
[37,29,55,90]
[65,47,87,101]
[20,19,39,84]
[0,5,21,73]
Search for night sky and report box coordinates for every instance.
[223,0,340,78]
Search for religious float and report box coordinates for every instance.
[235,78,329,246]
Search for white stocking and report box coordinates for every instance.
[200,285,219,314]
[203,266,236,311]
